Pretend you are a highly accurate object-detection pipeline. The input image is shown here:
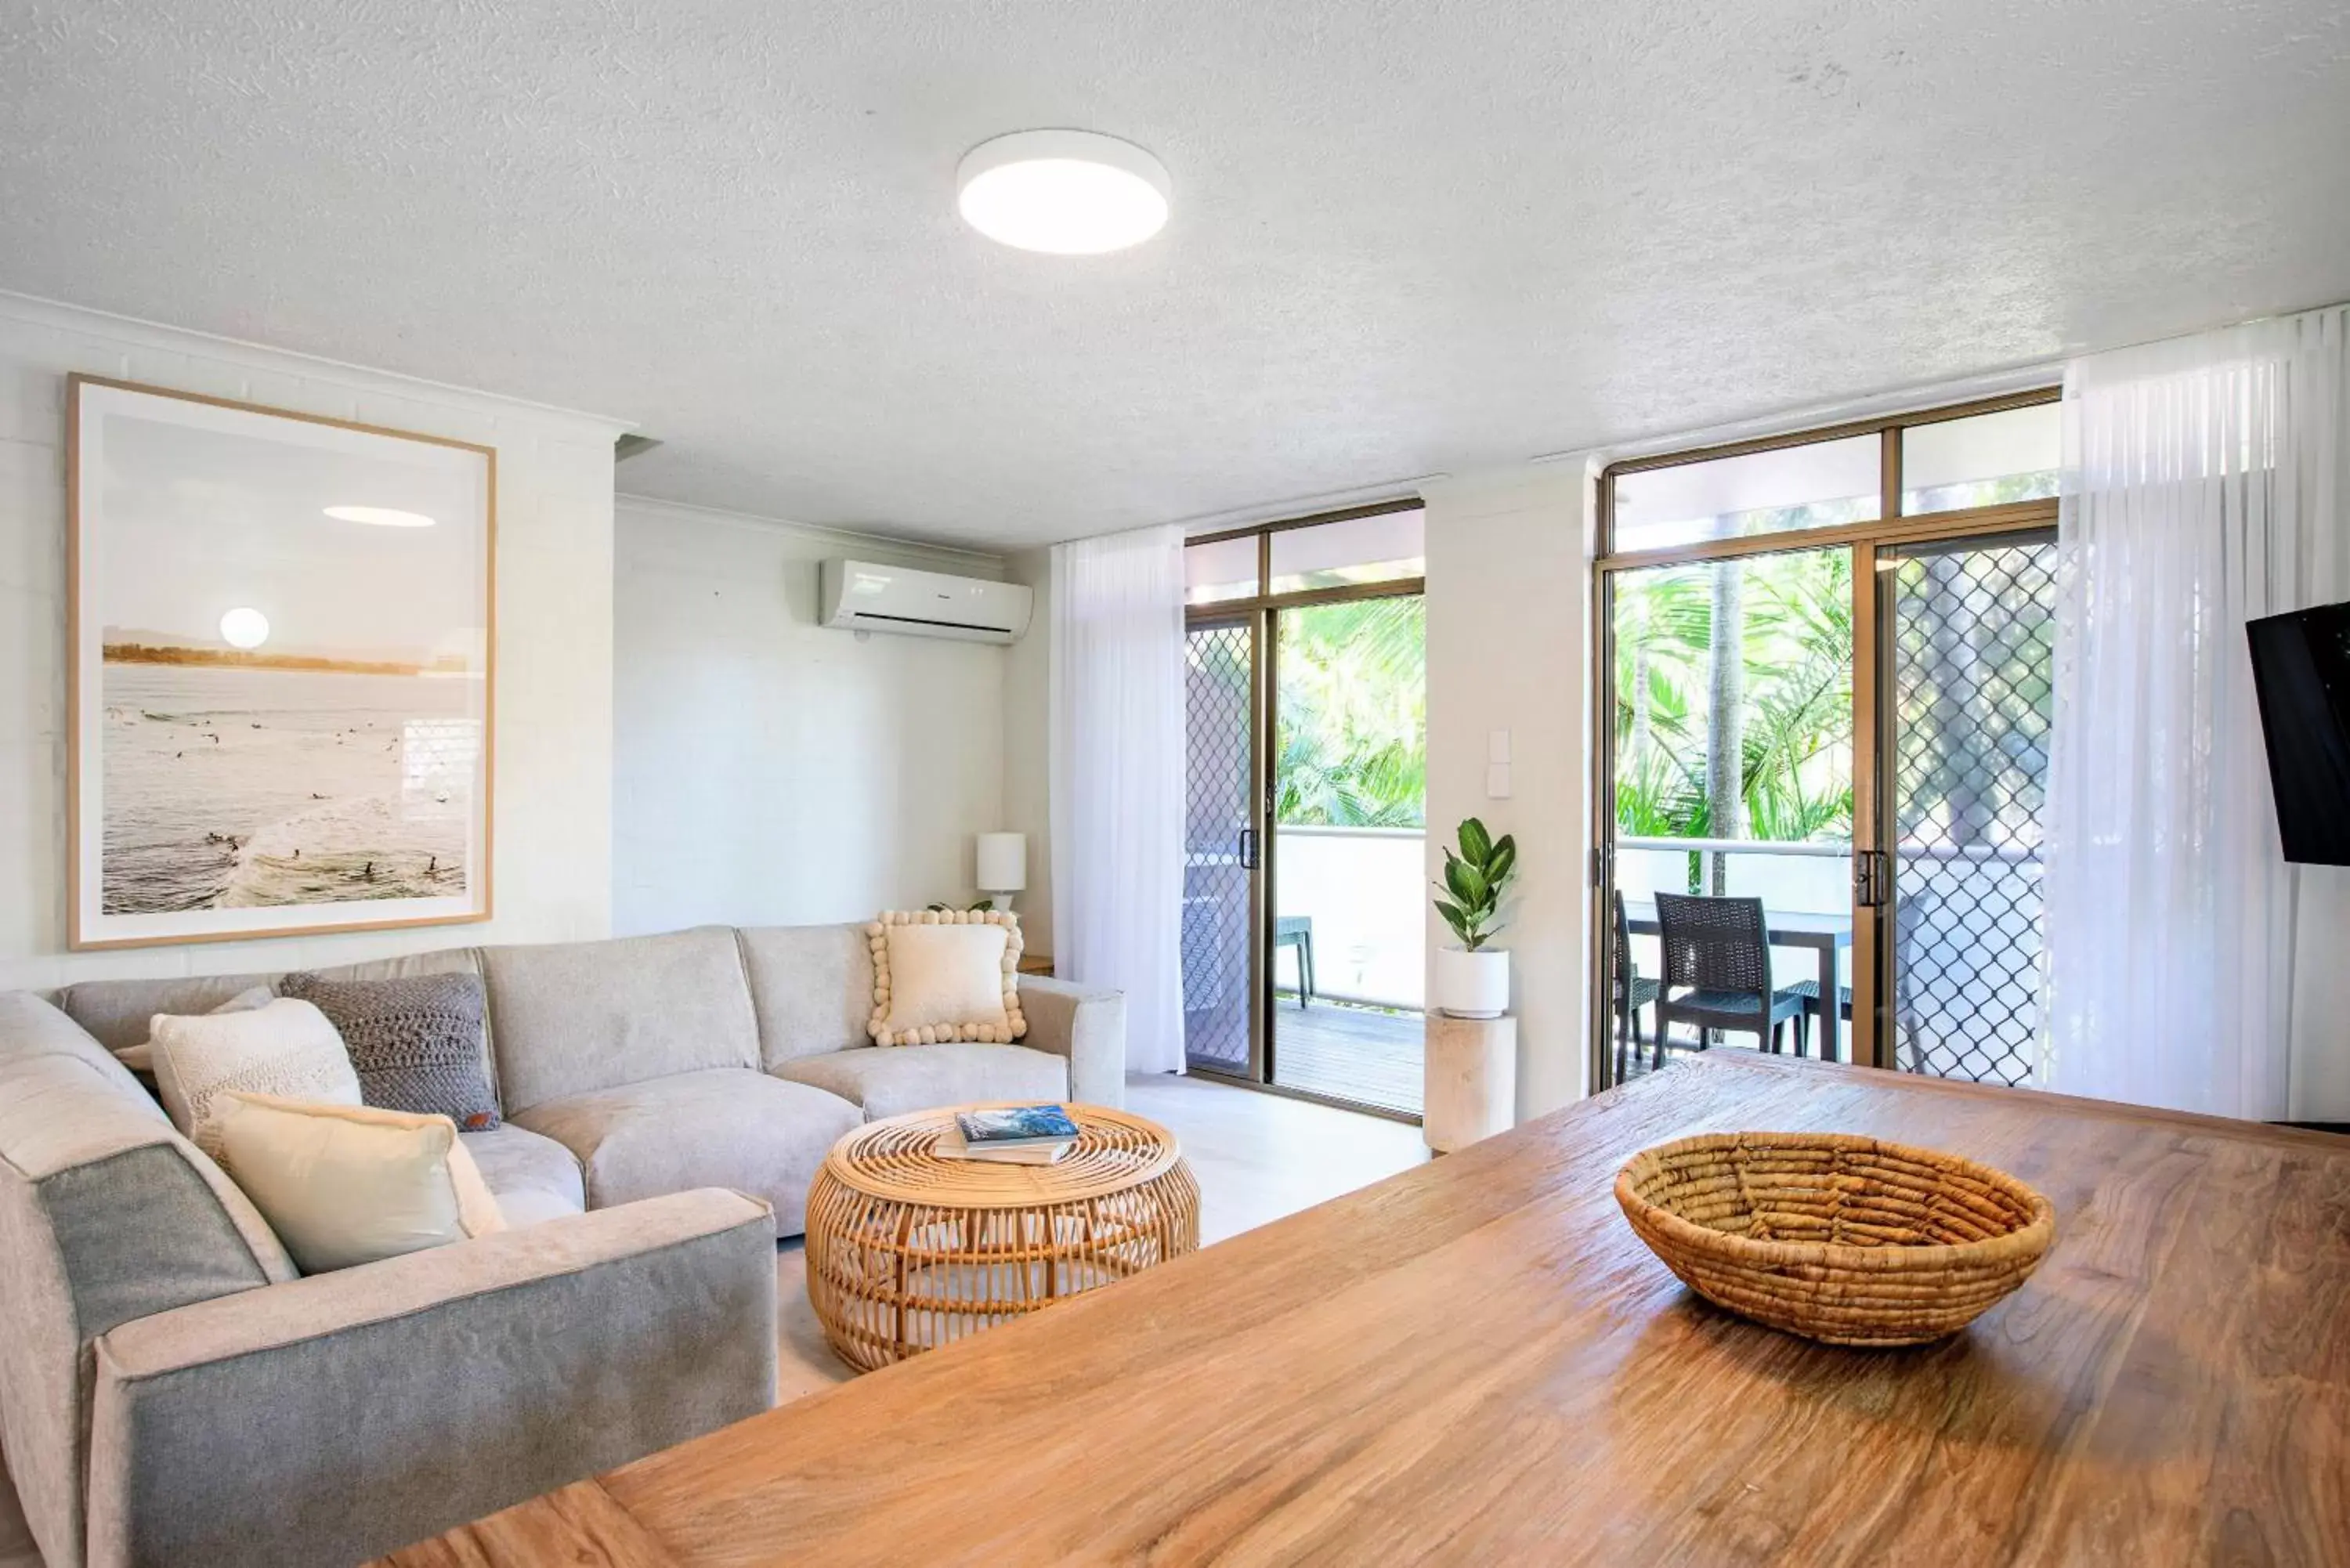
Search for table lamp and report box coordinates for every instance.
[977,833,1027,912]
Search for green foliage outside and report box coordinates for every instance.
[1614,547,1854,886]
[1274,596,1426,828]
[1614,519,2056,897]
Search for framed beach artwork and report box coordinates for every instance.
[68,376,494,948]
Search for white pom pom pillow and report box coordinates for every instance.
[867,909,1025,1046]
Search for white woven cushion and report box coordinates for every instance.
[210,1092,505,1274]
[866,910,1026,1046]
[114,985,274,1073]
[148,997,361,1159]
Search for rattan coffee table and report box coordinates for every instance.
[805,1102,1200,1371]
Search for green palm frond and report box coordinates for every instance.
[1273,597,1426,829]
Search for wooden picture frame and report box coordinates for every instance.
[67,374,496,949]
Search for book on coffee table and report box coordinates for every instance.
[954,1105,1080,1147]
[933,1122,1072,1165]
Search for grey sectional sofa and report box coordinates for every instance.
[0,921,1123,1568]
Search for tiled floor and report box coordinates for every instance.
[777,1068,1429,1398]
[0,1072,1430,1563]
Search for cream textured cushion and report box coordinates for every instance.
[209,1092,505,1273]
[866,910,1026,1046]
[148,997,361,1159]
[114,985,274,1073]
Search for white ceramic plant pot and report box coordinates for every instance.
[1434,945,1510,1019]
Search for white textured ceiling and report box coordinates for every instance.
[5,2,2348,550]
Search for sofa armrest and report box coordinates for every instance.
[1018,976,1126,1107]
[87,1189,776,1568]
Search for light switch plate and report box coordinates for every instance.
[1485,762,1513,799]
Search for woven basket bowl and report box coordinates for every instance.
[1615,1132,2055,1347]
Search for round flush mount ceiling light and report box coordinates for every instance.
[219,607,270,649]
[956,129,1171,255]
[324,504,436,528]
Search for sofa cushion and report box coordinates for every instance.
[148,999,363,1161]
[511,1068,859,1235]
[54,945,500,1100]
[305,948,500,1100]
[866,912,1025,1046]
[280,970,500,1130]
[736,923,874,1067]
[483,928,760,1115]
[461,1125,586,1229]
[211,1093,507,1274]
[773,1042,1071,1121]
[877,920,1013,1035]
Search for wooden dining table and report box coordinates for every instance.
[375,1055,2349,1567]
[1621,896,1855,1062]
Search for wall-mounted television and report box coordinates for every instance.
[2247,601,2350,866]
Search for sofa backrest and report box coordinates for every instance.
[0,992,296,1568]
[53,945,499,1100]
[42,921,884,1120]
[480,926,761,1115]
[736,923,877,1068]
[53,971,277,1054]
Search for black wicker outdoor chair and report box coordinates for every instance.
[1650,891,1811,1071]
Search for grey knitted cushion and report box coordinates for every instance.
[278,971,500,1131]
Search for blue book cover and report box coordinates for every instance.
[956,1104,1079,1145]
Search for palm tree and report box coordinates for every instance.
[1613,546,1854,878]
[1273,596,1426,828]
[1705,559,1746,891]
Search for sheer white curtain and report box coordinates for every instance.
[1050,524,1188,1076]
[2044,303,2349,1119]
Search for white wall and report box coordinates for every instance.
[0,294,622,993]
[611,497,1012,934]
[990,470,1597,1108]
[1423,466,1594,1119]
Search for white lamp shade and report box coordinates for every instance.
[976,833,1028,893]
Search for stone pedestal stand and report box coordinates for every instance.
[1423,1012,1517,1153]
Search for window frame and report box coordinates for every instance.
[1589,388,2061,1095]
[1180,494,1427,1123]
[1186,496,1426,617]
[1596,388,2061,569]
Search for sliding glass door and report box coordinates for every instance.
[1180,503,1428,1119]
[1181,616,1260,1078]
[1880,529,2056,1085]
[1267,594,1426,1115]
[1608,544,1856,1079]
[1595,393,2063,1089]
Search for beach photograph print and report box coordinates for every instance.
[70,378,493,948]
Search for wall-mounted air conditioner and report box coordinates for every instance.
[818,559,1033,644]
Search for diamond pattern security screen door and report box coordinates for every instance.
[1183,622,1256,1075]
[1886,531,2056,1086]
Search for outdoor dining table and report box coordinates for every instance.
[1619,897,1856,1064]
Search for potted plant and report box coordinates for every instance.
[1432,817,1517,1018]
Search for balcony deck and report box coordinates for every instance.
[1270,995,1423,1117]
